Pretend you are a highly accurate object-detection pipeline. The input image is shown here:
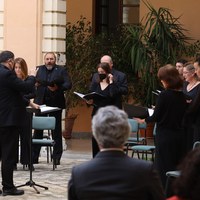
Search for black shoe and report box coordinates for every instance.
[2,188,24,196]
[53,159,60,165]
[0,190,2,194]
[33,159,39,164]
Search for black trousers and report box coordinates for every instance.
[19,112,32,165]
[32,110,63,162]
[0,126,19,190]
[154,128,184,188]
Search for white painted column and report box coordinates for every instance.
[43,0,66,65]
[0,0,4,50]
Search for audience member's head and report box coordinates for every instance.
[92,106,130,149]
[158,64,183,90]
[176,59,188,75]
[172,148,200,200]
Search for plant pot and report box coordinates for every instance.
[62,114,78,139]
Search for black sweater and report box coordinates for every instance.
[145,89,187,130]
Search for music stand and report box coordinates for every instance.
[16,106,60,194]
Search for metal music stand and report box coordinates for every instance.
[16,106,60,194]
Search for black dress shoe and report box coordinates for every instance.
[33,159,39,164]
[3,188,24,196]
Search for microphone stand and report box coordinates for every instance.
[16,107,48,194]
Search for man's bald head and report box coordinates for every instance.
[100,55,113,69]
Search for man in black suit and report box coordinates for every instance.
[33,52,72,165]
[91,55,128,157]
[0,50,35,196]
[68,106,165,200]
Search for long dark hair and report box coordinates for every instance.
[97,62,111,83]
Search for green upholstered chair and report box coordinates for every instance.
[32,116,56,170]
[131,123,156,161]
[124,119,147,154]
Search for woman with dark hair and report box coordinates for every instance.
[14,58,39,169]
[135,64,187,187]
[88,62,119,157]
[176,59,188,77]
[168,148,200,200]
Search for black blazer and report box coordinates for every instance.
[90,68,128,109]
[0,64,35,127]
[34,65,72,108]
[68,150,165,200]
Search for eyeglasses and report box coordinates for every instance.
[183,71,191,75]
[8,58,14,63]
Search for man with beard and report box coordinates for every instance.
[33,52,72,166]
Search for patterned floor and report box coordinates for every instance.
[1,139,92,200]
[1,138,154,199]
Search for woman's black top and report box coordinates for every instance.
[90,82,118,116]
[145,89,187,130]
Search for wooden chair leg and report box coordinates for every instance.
[47,147,49,163]
[131,150,134,157]
[137,151,140,159]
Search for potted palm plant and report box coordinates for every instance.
[62,16,132,139]
[123,1,200,106]
[62,17,96,139]
[122,1,200,137]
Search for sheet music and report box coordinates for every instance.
[73,92,85,99]
[148,108,154,116]
[39,105,60,113]
[73,91,104,101]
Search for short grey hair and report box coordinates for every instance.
[92,106,130,148]
[184,63,195,72]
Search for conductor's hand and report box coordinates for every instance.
[29,101,40,109]
[134,117,145,124]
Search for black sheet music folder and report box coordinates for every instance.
[123,103,149,118]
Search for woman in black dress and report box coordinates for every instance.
[188,58,200,143]
[89,62,119,157]
[182,63,200,152]
[14,58,39,169]
[135,64,187,187]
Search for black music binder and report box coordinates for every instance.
[73,91,105,101]
[123,104,150,118]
